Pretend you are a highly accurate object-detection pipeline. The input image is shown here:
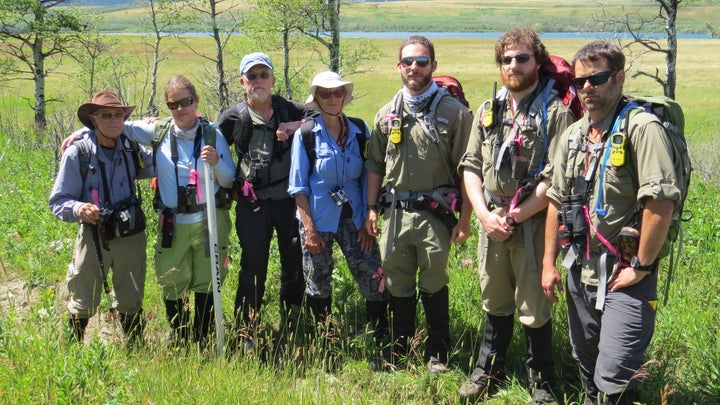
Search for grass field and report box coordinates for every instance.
[91,0,720,35]
[1,31,719,404]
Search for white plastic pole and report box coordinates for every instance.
[203,163,225,358]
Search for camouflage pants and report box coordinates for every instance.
[299,218,386,302]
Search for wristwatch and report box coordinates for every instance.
[630,256,656,273]
[506,214,518,227]
[367,204,380,212]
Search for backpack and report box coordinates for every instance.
[615,95,692,258]
[298,116,368,174]
[76,133,143,182]
[228,95,310,158]
[541,55,584,119]
[433,75,470,108]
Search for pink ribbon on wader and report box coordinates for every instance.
[372,267,385,293]
[189,169,202,204]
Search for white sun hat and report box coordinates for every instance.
[305,71,354,109]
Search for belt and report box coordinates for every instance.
[382,199,430,212]
[162,203,207,214]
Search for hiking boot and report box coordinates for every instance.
[458,368,506,403]
[426,356,447,375]
[528,368,558,404]
[531,383,558,404]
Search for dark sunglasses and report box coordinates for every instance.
[400,55,430,68]
[571,70,616,88]
[500,53,533,65]
[245,71,271,81]
[166,96,194,110]
[317,89,345,100]
[93,111,125,120]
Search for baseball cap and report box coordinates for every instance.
[240,52,274,76]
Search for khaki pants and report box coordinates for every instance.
[67,224,146,318]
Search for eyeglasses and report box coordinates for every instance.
[166,96,194,110]
[317,90,345,100]
[93,111,125,120]
[245,71,271,81]
[399,55,430,68]
[500,53,533,65]
[571,70,616,88]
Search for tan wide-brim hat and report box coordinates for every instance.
[77,90,136,129]
[305,71,354,110]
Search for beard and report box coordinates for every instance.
[501,68,539,93]
[402,70,433,92]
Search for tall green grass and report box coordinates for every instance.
[1,34,719,404]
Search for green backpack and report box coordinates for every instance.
[618,95,692,259]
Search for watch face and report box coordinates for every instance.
[630,256,640,268]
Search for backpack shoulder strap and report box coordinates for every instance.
[76,137,93,181]
[120,134,143,174]
[347,116,368,160]
[198,116,217,148]
[152,117,173,168]
[235,100,253,156]
[299,119,317,174]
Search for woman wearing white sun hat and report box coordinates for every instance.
[288,71,388,344]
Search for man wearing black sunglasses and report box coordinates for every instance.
[218,52,311,349]
[459,28,575,404]
[542,41,679,405]
[365,35,473,375]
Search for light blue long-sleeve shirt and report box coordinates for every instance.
[288,116,368,232]
[122,119,236,224]
[49,132,155,222]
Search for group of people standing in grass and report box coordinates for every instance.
[50,28,681,405]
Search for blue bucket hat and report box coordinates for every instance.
[240,52,274,75]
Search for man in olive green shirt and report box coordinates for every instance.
[459,28,576,403]
[542,41,679,405]
[365,36,473,374]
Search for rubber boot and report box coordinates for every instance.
[389,294,417,365]
[306,295,332,326]
[119,310,145,349]
[524,320,557,404]
[365,299,389,345]
[68,314,89,344]
[458,313,514,401]
[421,286,450,374]
[233,292,262,348]
[193,292,214,349]
[165,298,190,347]
[579,363,599,405]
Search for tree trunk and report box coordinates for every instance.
[210,0,229,112]
[664,0,678,99]
[283,29,292,100]
[328,0,340,73]
[33,37,47,130]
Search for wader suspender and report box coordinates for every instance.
[562,102,632,310]
[483,82,556,270]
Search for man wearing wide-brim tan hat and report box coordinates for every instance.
[50,90,154,348]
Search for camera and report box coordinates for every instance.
[329,186,349,207]
[98,207,114,223]
[97,206,117,243]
